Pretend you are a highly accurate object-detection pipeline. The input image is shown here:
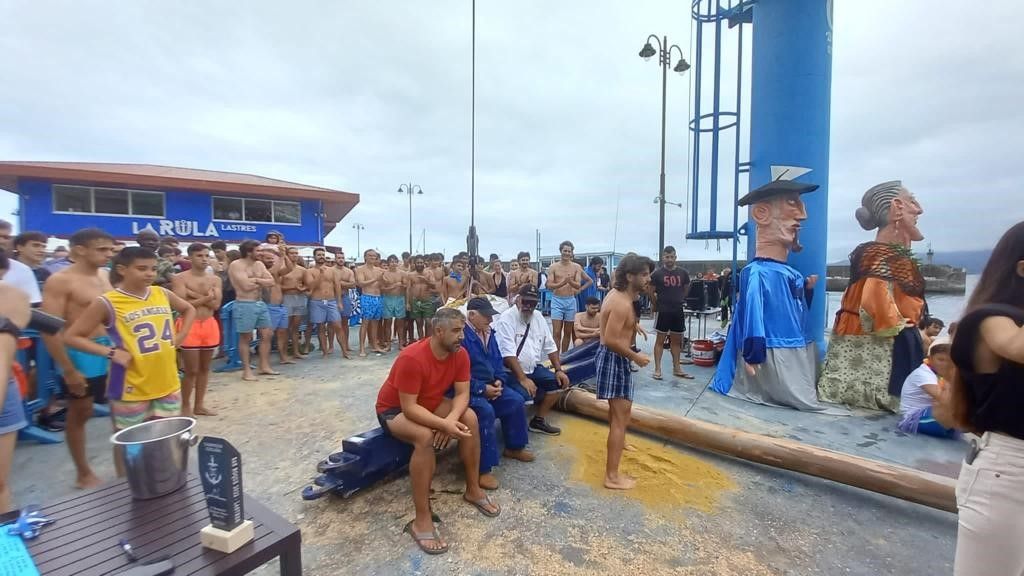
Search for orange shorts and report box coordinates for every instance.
[177,316,221,350]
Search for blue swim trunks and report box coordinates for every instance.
[382,295,406,319]
[268,303,289,330]
[550,295,577,322]
[309,299,341,324]
[361,294,383,320]
[340,293,353,318]
[0,377,26,435]
[234,300,271,332]
[58,335,112,379]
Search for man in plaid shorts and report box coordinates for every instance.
[595,253,652,490]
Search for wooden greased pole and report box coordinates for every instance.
[558,389,957,513]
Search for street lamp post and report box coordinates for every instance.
[639,35,690,256]
[397,183,424,256]
[352,223,365,256]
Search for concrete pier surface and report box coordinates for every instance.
[12,318,966,575]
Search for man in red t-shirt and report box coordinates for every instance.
[374,307,500,555]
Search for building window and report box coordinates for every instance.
[212,196,301,225]
[52,185,165,217]
[212,197,244,221]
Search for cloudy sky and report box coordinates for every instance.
[1,0,1021,262]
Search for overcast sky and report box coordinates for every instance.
[1,1,1021,262]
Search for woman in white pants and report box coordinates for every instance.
[948,221,1024,575]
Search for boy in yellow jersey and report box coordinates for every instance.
[65,247,196,473]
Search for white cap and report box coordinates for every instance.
[929,335,951,355]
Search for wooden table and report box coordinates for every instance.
[9,475,301,575]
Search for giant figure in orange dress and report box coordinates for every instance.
[818,181,927,412]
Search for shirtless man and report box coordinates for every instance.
[443,259,471,303]
[427,253,445,310]
[573,296,601,347]
[280,246,309,359]
[596,254,651,490]
[405,255,436,342]
[382,255,408,351]
[40,228,114,489]
[547,241,592,353]
[305,248,347,357]
[333,250,356,357]
[228,240,278,381]
[508,251,538,298]
[356,249,386,356]
[258,243,295,364]
[172,243,222,417]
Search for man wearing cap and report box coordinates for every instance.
[493,285,571,435]
[266,230,283,245]
[461,297,533,489]
[897,336,957,438]
[710,180,844,413]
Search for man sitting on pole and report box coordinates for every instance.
[493,285,571,436]
[461,297,534,490]
[374,307,500,555]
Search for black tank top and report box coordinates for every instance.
[493,272,508,298]
[950,304,1024,440]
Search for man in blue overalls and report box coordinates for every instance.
[460,297,534,490]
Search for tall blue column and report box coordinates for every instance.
[748,0,833,355]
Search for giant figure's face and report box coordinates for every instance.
[892,189,924,242]
[754,192,808,252]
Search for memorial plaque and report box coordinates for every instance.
[198,437,244,531]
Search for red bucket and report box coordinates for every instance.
[692,339,716,367]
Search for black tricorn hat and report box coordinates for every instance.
[737,180,819,207]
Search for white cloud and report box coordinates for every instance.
[0,0,1020,264]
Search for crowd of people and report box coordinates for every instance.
[0,213,1021,571]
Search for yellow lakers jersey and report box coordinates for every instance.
[103,287,180,401]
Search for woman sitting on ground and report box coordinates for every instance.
[940,220,1024,575]
[897,336,956,438]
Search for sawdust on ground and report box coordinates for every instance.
[551,416,736,513]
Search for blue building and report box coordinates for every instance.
[0,162,359,245]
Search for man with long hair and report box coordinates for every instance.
[597,253,651,490]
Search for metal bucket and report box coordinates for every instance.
[111,417,198,500]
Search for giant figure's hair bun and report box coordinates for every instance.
[855,206,877,231]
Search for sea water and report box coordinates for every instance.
[824,274,977,335]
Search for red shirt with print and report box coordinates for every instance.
[375,338,471,414]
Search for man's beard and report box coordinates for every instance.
[791,227,803,253]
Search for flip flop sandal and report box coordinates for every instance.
[404,520,448,555]
[674,371,695,379]
[463,494,501,518]
[652,372,664,380]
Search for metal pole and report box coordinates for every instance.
[408,184,413,255]
[658,36,668,257]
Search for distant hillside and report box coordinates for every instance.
[830,249,991,274]
[930,250,991,274]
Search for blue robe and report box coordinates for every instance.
[461,324,529,473]
[710,259,843,413]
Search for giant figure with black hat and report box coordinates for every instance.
[710,179,845,413]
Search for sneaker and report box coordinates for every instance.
[529,417,561,436]
[37,410,66,433]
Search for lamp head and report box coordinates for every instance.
[639,43,656,61]
[674,58,691,74]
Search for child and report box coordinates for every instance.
[64,247,195,475]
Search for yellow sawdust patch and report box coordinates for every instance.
[552,415,736,513]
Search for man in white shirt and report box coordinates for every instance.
[0,220,42,304]
[897,336,956,438]
[493,285,570,435]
